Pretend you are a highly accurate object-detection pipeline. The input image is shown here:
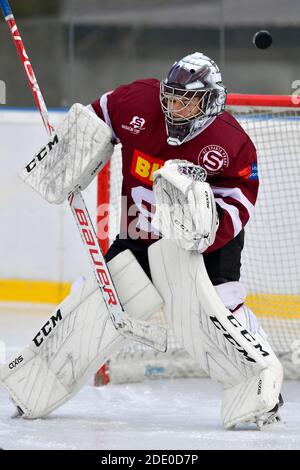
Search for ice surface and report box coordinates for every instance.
[0,305,299,450]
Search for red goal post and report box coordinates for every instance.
[227,93,300,107]
[95,93,300,384]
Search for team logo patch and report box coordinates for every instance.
[122,116,146,135]
[198,145,229,175]
[131,149,164,185]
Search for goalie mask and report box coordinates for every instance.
[160,52,227,146]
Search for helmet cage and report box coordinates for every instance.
[160,82,213,126]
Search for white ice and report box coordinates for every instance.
[0,305,299,450]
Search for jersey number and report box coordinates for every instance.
[131,186,159,235]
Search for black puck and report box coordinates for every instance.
[253,30,272,49]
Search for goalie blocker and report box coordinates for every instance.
[20,103,114,204]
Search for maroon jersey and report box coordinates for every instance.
[91,78,258,252]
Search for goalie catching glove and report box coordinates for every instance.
[152,160,219,252]
[20,103,114,203]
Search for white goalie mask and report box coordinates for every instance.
[160,52,227,146]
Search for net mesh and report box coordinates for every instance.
[96,98,300,383]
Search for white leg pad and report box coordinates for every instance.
[0,250,163,418]
[149,239,283,429]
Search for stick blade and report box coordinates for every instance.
[120,313,167,352]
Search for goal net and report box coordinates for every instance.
[95,93,300,384]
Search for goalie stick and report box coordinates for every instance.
[0,0,166,352]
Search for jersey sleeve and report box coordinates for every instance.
[205,138,259,252]
[90,84,132,144]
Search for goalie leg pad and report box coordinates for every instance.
[0,250,163,419]
[148,239,283,429]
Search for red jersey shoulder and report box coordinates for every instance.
[218,110,247,134]
[213,111,253,149]
[215,111,256,155]
[107,78,163,139]
[221,111,257,166]
[92,78,160,124]
[108,78,160,109]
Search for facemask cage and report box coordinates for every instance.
[160,53,227,145]
[160,82,212,126]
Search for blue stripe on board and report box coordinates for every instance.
[0,106,68,113]
[0,0,12,18]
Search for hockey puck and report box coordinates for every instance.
[253,30,272,49]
